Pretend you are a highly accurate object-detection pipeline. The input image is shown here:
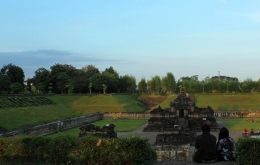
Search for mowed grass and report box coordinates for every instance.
[195,94,260,111]
[48,119,147,138]
[217,118,260,131]
[156,94,260,111]
[0,95,146,131]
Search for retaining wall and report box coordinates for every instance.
[0,113,102,137]
[103,111,260,120]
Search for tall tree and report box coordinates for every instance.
[102,66,119,93]
[33,67,51,93]
[0,74,11,92]
[138,77,147,94]
[50,63,76,93]
[56,72,70,94]
[83,65,100,79]
[1,63,25,86]
[161,72,176,94]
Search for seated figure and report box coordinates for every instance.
[193,124,218,163]
[216,127,236,161]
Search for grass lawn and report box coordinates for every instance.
[217,118,260,131]
[47,119,148,138]
[156,94,260,111]
[195,94,260,111]
[0,95,146,131]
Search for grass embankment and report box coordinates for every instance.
[48,119,148,138]
[0,95,146,131]
[195,94,260,111]
[155,94,260,111]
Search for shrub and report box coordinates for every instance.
[0,135,157,165]
[235,138,260,165]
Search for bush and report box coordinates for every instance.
[0,135,157,165]
[235,138,260,165]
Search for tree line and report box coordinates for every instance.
[0,63,260,94]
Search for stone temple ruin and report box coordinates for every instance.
[143,91,218,161]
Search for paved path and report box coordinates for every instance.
[117,122,239,165]
[118,121,242,145]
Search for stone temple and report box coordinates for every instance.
[143,91,218,158]
[143,92,217,161]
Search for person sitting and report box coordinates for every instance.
[193,124,218,163]
[250,129,254,134]
[244,128,248,134]
[216,127,236,161]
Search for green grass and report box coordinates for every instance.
[48,119,147,138]
[195,94,260,111]
[1,94,260,132]
[0,95,146,131]
[157,94,260,111]
[217,118,260,131]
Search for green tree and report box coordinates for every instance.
[10,82,23,94]
[34,67,51,93]
[147,76,161,95]
[102,67,120,93]
[50,63,76,93]
[0,74,11,92]
[56,72,70,94]
[1,63,25,87]
[161,72,176,94]
[138,77,147,94]
[83,65,100,79]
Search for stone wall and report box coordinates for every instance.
[102,112,150,119]
[102,111,260,120]
[0,113,102,137]
[154,144,190,161]
[214,111,260,118]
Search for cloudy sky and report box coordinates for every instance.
[0,0,260,82]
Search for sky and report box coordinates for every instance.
[0,0,260,82]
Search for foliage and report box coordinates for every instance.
[0,136,157,165]
[9,82,23,94]
[0,63,25,86]
[138,77,147,94]
[0,74,11,92]
[235,138,260,165]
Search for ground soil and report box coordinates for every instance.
[138,96,167,108]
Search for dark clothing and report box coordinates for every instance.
[217,137,235,161]
[195,132,218,162]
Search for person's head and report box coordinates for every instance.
[219,127,229,139]
[201,124,210,133]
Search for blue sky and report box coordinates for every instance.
[0,0,260,82]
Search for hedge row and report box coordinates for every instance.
[235,138,260,165]
[0,135,157,165]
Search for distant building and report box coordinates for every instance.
[211,76,238,81]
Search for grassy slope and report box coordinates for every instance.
[195,94,260,111]
[1,94,260,132]
[154,94,260,111]
[217,118,260,131]
[0,94,146,131]
[48,119,148,138]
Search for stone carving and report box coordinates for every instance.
[79,123,117,138]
